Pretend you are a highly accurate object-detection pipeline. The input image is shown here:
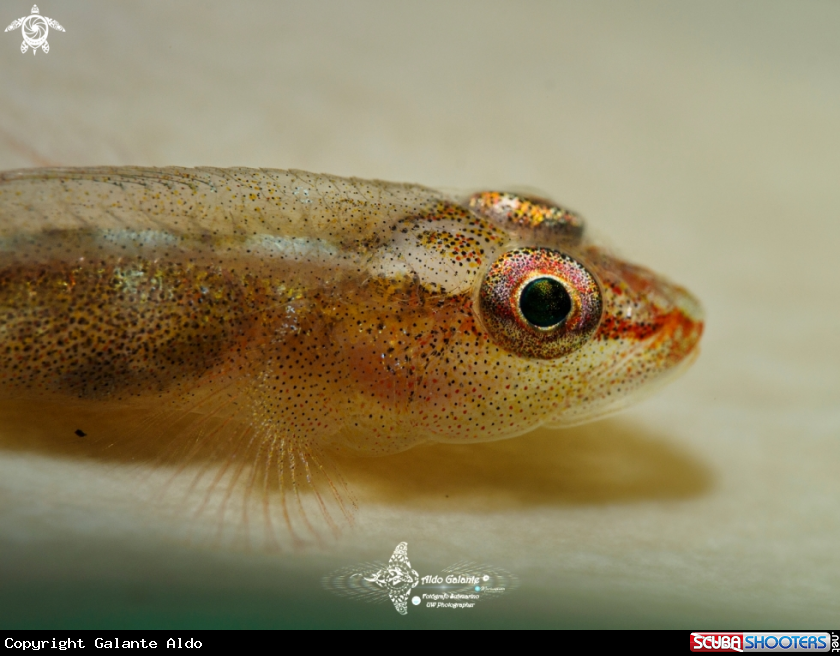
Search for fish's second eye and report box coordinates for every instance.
[519,277,571,328]
[478,248,602,359]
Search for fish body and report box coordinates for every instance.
[0,167,703,469]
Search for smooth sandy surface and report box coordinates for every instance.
[1,1,838,628]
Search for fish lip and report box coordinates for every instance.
[667,280,705,326]
[625,264,705,361]
[660,284,705,366]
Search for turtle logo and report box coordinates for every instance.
[5,5,64,55]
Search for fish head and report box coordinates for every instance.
[356,190,704,447]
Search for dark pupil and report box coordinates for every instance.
[519,277,572,328]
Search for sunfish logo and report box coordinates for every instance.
[5,5,65,55]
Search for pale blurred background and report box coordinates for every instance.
[1,1,838,628]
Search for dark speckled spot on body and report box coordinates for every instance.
[0,256,254,400]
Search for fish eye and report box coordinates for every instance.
[518,277,572,329]
[478,248,602,359]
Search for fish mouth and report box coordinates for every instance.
[615,274,705,403]
[547,290,704,429]
[555,266,704,426]
[652,278,705,368]
[595,256,705,368]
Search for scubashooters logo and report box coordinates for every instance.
[690,632,832,652]
[323,542,517,615]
